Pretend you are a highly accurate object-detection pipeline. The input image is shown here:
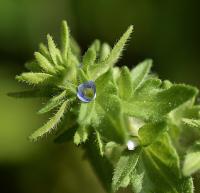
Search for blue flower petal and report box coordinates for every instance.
[77,81,96,103]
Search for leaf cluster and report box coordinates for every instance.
[9,20,200,193]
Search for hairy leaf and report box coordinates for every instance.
[131,59,152,92]
[16,72,53,85]
[61,20,70,60]
[122,78,198,121]
[99,43,111,61]
[29,101,68,141]
[38,90,66,114]
[34,52,55,74]
[112,148,141,192]
[182,118,200,129]
[183,141,200,176]
[138,122,167,146]
[89,25,133,79]
[74,127,88,145]
[118,66,132,99]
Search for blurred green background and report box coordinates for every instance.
[0,0,199,193]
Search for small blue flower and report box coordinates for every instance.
[77,81,96,103]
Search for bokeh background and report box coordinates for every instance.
[0,0,200,193]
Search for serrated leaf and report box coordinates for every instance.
[118,66,132,99]
[16,72,53,85]
[29,101,68,141]
[38,90,66,114]
[89,25,133,79]
[34,52,55,74]
[99,43,111,61]
[61,20,70,60]
[74,127,88,145]
[112,148,141,192]
[183,141,200,176]
[138,122,167,146]
[182,118,200,129]
[122,78,198,121]
[131,59,152,92]
[140,133,193,193]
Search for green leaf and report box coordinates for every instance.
[89,25,133,79]
[122,78,198,121]
[118,66,132,99]
[29,101,68,141]
[34,52,55,74]
[61,20,70,60]
[96,91,126,143]
[138,122,167,146]
[82,47,96,71]
[95,130,104,156]
[182,118,200,129]
[131,59,152,92]
[25,61,41,72]
[183,141,200,176]
[112,148,141,192]
[38,90,66,114]
[130,169,144,193]
[95,69,113,94]
[16,72,53,85]
[70,37,81,58]
[74,127,88,145]
[78,101,95,125]
[140,133,193,193]
[39,43,51,60]
[99,43,111,61]
[47,34,62,65]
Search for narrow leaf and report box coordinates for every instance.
[47,34,62,65]
[34,52,55,74]
[16,72,53,85]
[38,90,66,114]
[130,169,144,193]
[89,25,133,79]
[99,43,111,61]
[118,66,132,99]
[182,118,200,129]
[95,130,104,156]
[82,47,96,71]
[61,20,70,60]
[74,127,88,145]
[29,101,68,141]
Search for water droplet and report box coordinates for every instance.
[77,81,96,103]
[127,140,138,151]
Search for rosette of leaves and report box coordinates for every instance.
[9,20,200,193]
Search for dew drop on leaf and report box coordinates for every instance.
[127,140,138,151]
[77,81,96,103]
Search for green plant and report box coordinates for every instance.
[9,20,200,193]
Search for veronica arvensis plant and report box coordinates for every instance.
[9,20,200,193]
